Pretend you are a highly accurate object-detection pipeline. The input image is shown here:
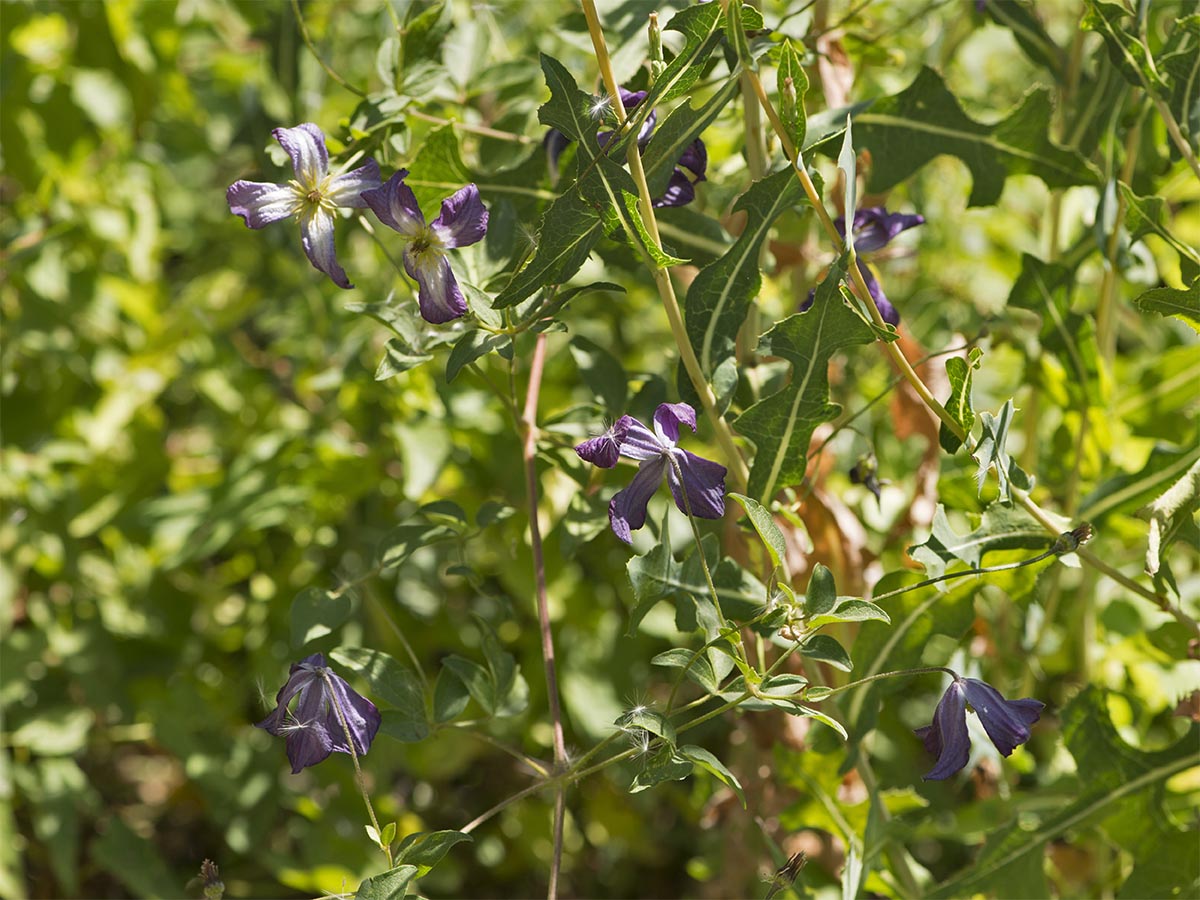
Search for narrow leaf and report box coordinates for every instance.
[680,744,746,807]
[736,271,876,503]
[728,493,786,571]
[939,347,983,453]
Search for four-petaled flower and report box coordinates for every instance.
[361,170,489,324]
[227,124,381,289]
[547,87,708,209]
[576,403,727,544]
[256,653,381,774]
[915,675,1044,781]
[802,206,924,326]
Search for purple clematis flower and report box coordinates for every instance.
[801,206,924,326]
[576,402,727,544]
[915,675,1044,781]
[361,170,489,324]
[547,88,707,209]
[256,653,381,774]
[227,124,381,289]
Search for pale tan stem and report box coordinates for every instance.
[580,0,750,491]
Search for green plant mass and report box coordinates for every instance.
[4,1,1199,897]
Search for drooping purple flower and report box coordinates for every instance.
[547,88,706,209]
[256,653,381,774]
[361,171,489,324]
[914,675,1044,781]
[800,206,924,326]
[227,124,381,289]
[576,402,727,544]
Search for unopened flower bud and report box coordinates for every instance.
[648,13,665,82]
[781,75,798,126]
[1052,523,1094,555]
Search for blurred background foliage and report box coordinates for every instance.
[1,0,1197,897]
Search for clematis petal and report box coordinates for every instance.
[227,180,302,228]
[432,184,489,249]
[576,419,630,468]
[284,715,335,774]
[609,457,668,544]
[361,169,426,238]
[324,159,382,209]
[321,671,382,756]
[666,448,727,519]
[273,123,329,189]
[404,249,468,324]
[299,205,353,289]
[856,261,900,326]
[961,678,1044,757]
[614,415,666,461]
[850,207,925,253]
[255,658,321,736]
[677,138,707,180]
[653,169,696,209]
[616,88,657,143]
[917,679,971,781]
[652,402,697,445]
[544,129,572,183]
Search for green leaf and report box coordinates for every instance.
[621,191,688,267]
[492,184,605,308]
[647,4,725,105]
[440,655,495,715]
[616,707,677,747]
[651,647,720,694]
[445,329,512,383]
[474,615,528,717]
[405,124,473,211]
[983,0,1066,77]
[679,744,746,807]
[837,114,857,255]
[728,493,786,571]
[377,523,458,571]
[805,563,837,616]
[939,347,983,453]
[355,864,419,900]
[289,587,352,649]
[433,665,471,723]
[569,335,627,415]
[642,75,739,199]
[380,822,397,848]
[1133,277,1200,333]
[682,167,805,407]
[1121,185,1200,282]
[974,400,1036,503]
[806,598,890,630]
[393,829,473,873]
[776,39,809,151]
[1161,14,1200,158]
[375,336,433,380]
[723,0,753,69]
[909,502,1049,583]
[736,269,876,503]
[800,633,851,671]
[536,53,602,144]
[932,687,1199,899]
[626,525,677,636]
[791,705,847,740]
[1141,456,1200,579]
[1082,1,1167,93]
[1081,444,1200,524]
[630,747,694,792]
[837,67,1096,207]
[330,647,429,742]
[1006,254,1101,408]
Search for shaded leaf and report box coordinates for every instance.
[974,400,1036,503]
[375,336,433,380]
[289,587,352,649]
[331,647,429,742]
[393,829,473,872]
[355,864,419,900]
[939,347,983,453]
[838,67,1096,206]
[679,744,746,807]
[728,493,786,572]
[682,167,805,408]
[736,269,876,503]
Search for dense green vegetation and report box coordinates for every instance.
[3,1,1197,897]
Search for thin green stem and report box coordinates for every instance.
[319,670,391,867]
[816,666,954,700]
[579,0,751,492]
[289,0,366,98]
